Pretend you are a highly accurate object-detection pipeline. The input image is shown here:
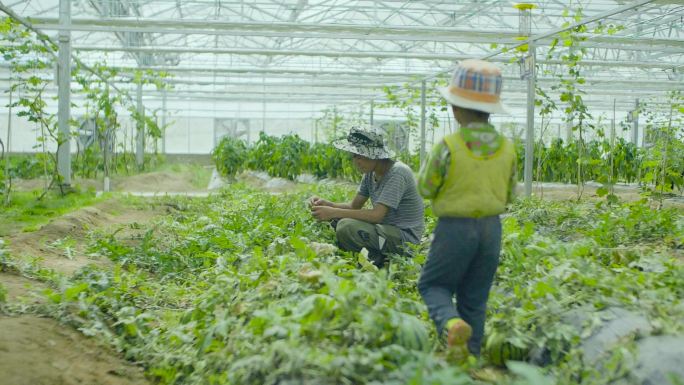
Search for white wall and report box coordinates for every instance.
[0,110,641,156]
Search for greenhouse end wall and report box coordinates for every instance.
[0,115,317,155]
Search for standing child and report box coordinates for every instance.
[417,59,517,361]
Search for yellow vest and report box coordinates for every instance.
[432,132,515,218]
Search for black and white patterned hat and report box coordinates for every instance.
[332,126,395,160]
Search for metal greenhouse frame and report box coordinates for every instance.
[1,0,683,194]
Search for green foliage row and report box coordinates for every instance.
[30,186,475,384]
[488,197,683,384]
[2,183,681,384]
[1,152,165,181]
[515,137,683,192]
[213,133,359,181]
[515,138,639,184]
[211,136,248,178]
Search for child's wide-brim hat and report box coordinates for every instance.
[333,126,395,159]
[438,59,509,115]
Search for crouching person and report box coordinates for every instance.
[309,126,424,267]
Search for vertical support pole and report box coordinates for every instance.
[161,89,167,154]
[610,99,616,195]
[524,44,536,197]
[516,3,536,197]
[136,82,144,169]
[431,117,435,146]
[566,115,574,143]
[632,99,639,146]
[103,83,111,192]
[261,98,266,134]
[261,77,266,134]
[186,117,190,153]
[370,100,374,127]
[333,106,337,138]
[420,80,427,167]
[57,0,72,186]
[5,68,12,203]
[314,119,319,144]
[310,119,314,143]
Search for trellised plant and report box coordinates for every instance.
[72,63,123,179]
[1,17,64,199]
[637,91,684,205]
[378,78,446,170]
[128,69,171,171]
[547,9,594,199]
[539,8,629,201]
[1,16,174,199]
[316,107,344,142]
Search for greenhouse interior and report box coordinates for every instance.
[0,0,683,384]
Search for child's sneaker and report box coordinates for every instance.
[445,318,472,364]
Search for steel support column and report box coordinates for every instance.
[524,44,536,197]
[5,68,12,204]
[370,100,374,127]
[420,80,427,167]
[57,0,71,186]
[632,99,640,146]
[161,89,167,154]
[136,82,144,169]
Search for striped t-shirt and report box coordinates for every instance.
[358,161,425,244]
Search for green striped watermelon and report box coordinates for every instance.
[486,334,528,366]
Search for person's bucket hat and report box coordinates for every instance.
[438,59,508,114]
[333,126,395,159]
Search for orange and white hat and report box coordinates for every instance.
[438,59,508,114]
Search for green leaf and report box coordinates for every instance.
[507,361,555,385]
[64,283,89,301]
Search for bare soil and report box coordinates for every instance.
[521,182,684,209]
[13,167,208,194]
[0,272,47,305]
[113,170,206,193]
[236,170,298,193]
[0,316,148,385]
[1,198,165,385]
[6,199,164,276]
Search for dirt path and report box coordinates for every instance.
[519,182,684,209]
[0,316,148,385]
[6,199,164,276]
[1,198,166,385]
[0,272,47,305]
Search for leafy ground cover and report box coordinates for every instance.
[1,183,682,385]
[0,188,106,236]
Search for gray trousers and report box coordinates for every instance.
[334,218,405,266]
[418,216,501,356]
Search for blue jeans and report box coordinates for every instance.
[418,216,501,356]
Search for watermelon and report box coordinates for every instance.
[486,334,528,366]
[394,313,430,351]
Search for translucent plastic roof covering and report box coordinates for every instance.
[2,0,683,120]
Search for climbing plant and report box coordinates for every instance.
[1,17,65,199]
[638,91,684,205]
[1,14,175,200]
[379,79,446,170]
